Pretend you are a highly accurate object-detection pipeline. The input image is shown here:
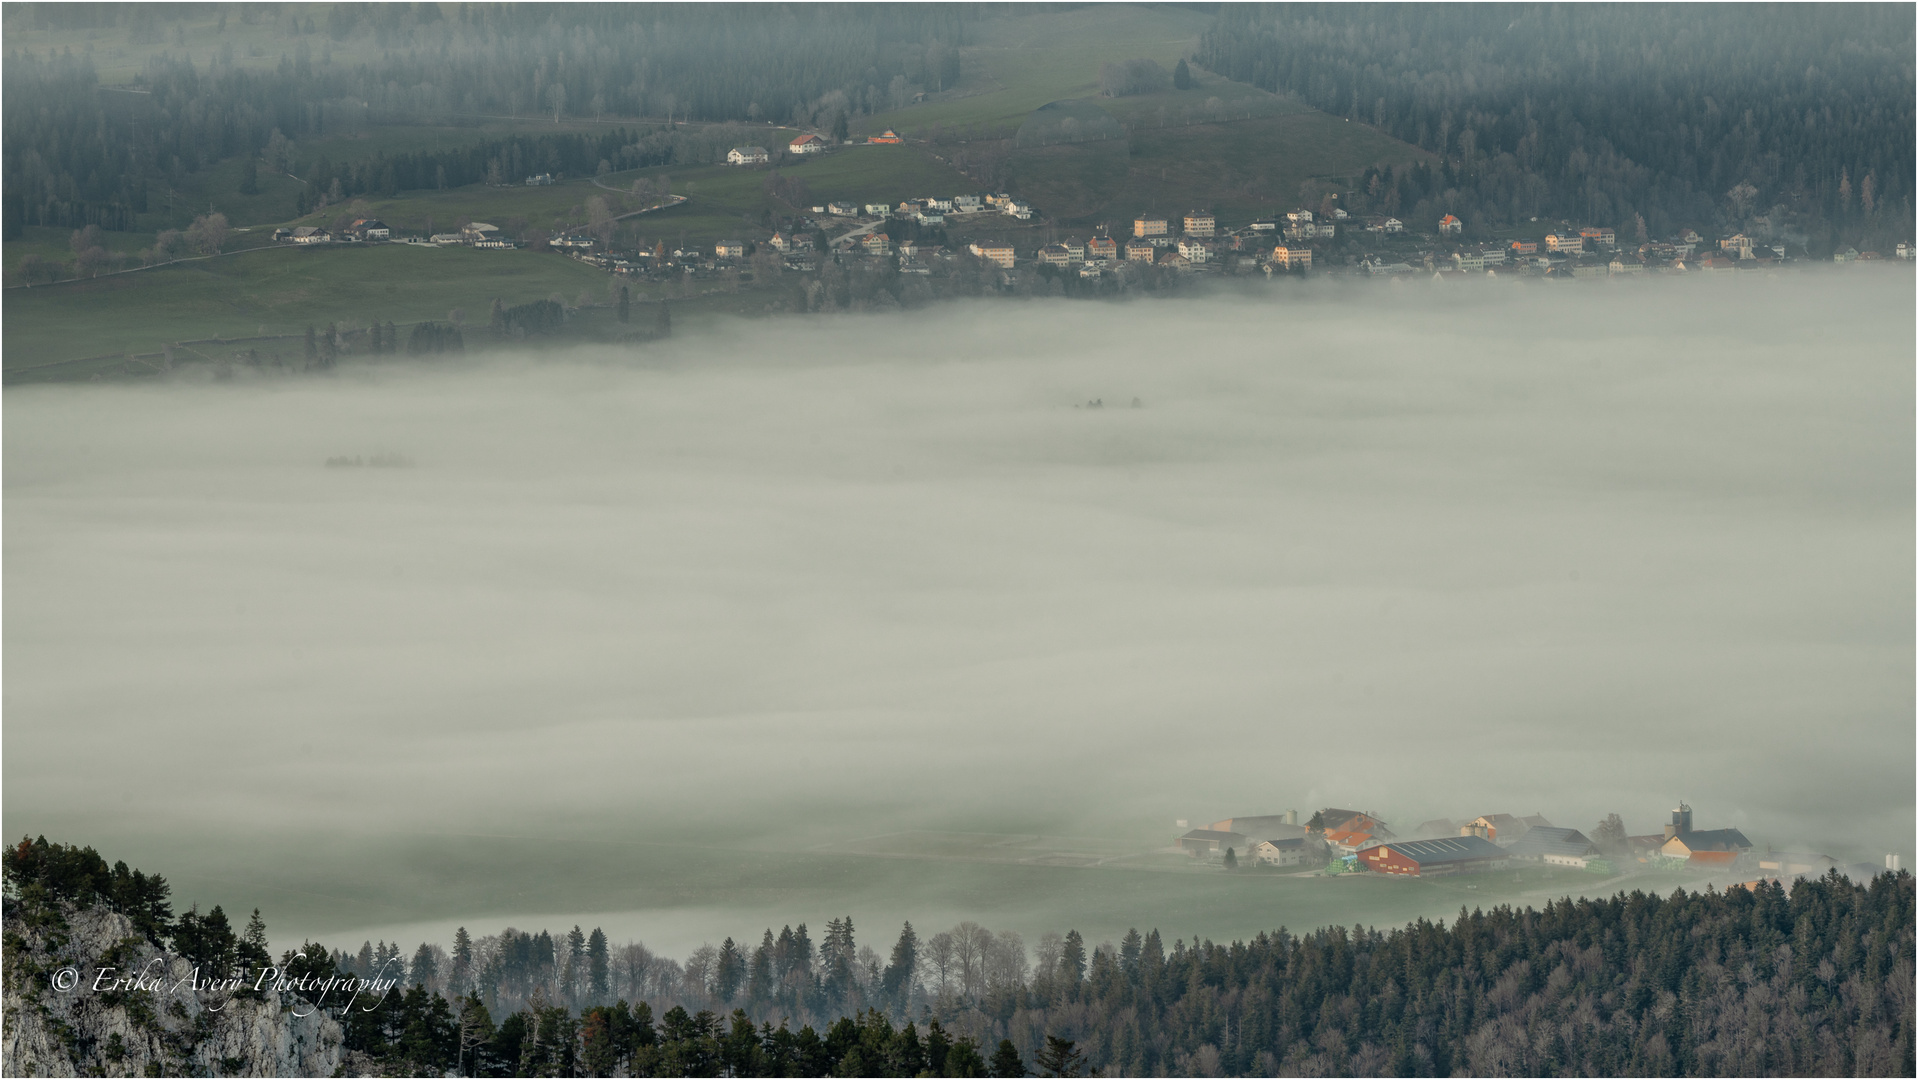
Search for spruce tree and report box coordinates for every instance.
[989,1038,1027,1077]
[1174,58,1192,89]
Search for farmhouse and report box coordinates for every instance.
[1358,836,1509,877]
[726,147,770,165]
[788,133,826,155]
[868,129,904,144]
[348,218,390,240]
[1251,838,1315,867]
[290,227,330,244]
[461,222,501,243]
[1662,829,1752,866]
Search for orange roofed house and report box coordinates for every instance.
[868,129,903,144]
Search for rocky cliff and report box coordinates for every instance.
[2,901,343,1077]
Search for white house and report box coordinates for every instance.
[1176,238,1212,263]
[1005,200,1034,220]
[953,195,983,213]
[827,201,859,217]
[788,133,826,155]
[726,147,770,165]
[1252,838,1313,866]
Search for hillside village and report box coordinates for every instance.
[263,129,1916,299]
[1174,801,1898,888]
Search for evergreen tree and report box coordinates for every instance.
[990,1037,1028,1077]
[617,284,630,323]
[1173,58,1192,90]
[1034,1035,1084,1077]
[1059,930,1086,982]
[881,921,918,1008]
[715,937,745,1002]
[587,927,609,1003]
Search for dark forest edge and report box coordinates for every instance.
[4,835,1912,1077]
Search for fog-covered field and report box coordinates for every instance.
[6,272,1911,954]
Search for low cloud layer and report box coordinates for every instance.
[6,272,1911,949]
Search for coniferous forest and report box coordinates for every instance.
[5,837,1912,1076]
[1197,4,1915,250]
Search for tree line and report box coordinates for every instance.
[7,834,1911,1076]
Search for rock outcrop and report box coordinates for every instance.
[3,902,343,1077]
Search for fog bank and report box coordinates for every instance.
[6,272,1911,948]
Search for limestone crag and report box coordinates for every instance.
[2,902,343,1077]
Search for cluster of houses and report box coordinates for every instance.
[1175,802,1890,886]
[728,130,906,165]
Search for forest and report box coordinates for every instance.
[5,836,1912,1076]
[1196,4,1916,250]
[2,2,967,237]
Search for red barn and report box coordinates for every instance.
[1358,836,1509,877]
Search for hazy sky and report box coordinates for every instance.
[5,272,1911,950]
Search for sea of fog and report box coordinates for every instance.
[5,271,1912,956]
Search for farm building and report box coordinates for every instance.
[1357,836,1509,877]
[789,133,826,154]
[1178,829,1248,856]
[1251,838,1316,867]
[1505,827,1601,867]
[1662,828,1752,866]
[726,147,769,165]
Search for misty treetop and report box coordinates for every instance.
[7,835,1912,1076]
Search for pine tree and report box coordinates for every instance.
[587,927,609,1003]
[617,284,630,323]
[989,1038,1027,1077]
[1060,930,1086,982]
[1034,1035,1084,1077]
[1174,58,1193,90]
[881,921,918,1008]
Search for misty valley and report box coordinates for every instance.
[4,3,1914,1078]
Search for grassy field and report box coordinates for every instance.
[1012,110,1431,227]
[3,245,620,369]
[862,6,1212,137]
